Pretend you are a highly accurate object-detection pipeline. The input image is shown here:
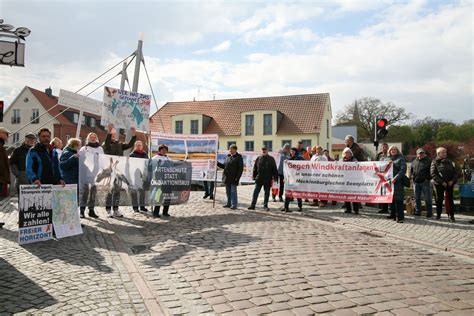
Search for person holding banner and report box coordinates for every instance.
[50,137,63,159]
[310,145,328,207]
[0,127,11,228]
[26,128,65,187]
[10,133,36,194]
[388,146,407,223]
[248,146,278,211]
[59,138,82,185]
[152,144,171,218]
[103,124,136,218]
[273,143,291,202]
[130,141,149,213]
[342,148,360,214]
[377,143,390,214]
[79,133,103,219]
[284,148,304,213]
[345,135,366,162]
[217,144,244,210]
[431,147,457,221]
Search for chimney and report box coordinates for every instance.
[45,87,53,98]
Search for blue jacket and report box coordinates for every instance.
[26,143,63,184]
[59,146,79,184]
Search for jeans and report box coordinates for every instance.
[203,181,215,196]
[131,188,146,210]
[225,183,238,208]
[390,199,405,220]
[435,184,455,218]
[81,184,97,210]
[251,182,271,207]
[413,180,433,216]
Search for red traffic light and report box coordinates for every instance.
[377,118,387,128]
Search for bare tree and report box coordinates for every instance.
[335,97,411,141]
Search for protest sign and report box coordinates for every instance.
[216,151,280,183]
[101,86,151,131]
[58,89,103,116]
[19,185,53,245]
[149,160,192,205]
[150,133,218,181]
[52,185,83,239]
[284,160,394,203]
[79,153,193,207]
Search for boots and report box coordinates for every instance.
[88,208,99,218]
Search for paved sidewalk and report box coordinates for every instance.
[1,189,474,315]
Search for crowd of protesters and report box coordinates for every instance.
[0,123,470,228]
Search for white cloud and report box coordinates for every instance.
[193,40,231,55]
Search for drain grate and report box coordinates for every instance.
[130,244,152,254]
[359,231,383,238]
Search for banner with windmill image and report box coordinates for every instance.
[79,153,192,207]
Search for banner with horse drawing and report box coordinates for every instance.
[284,160,394,203]
[78,153,192,207]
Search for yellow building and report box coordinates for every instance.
[150,93,333,153]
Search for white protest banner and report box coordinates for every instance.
[284,160,394,203]
[52,185,83,239]
[101,86,151,132]
[19,185,53,245]
[150,133,218,181]
[217,151,280,183]
[58,89,103,116]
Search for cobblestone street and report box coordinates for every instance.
[1,188,473,315]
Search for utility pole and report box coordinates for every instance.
[124,33,143,154]
[120,61,128,90]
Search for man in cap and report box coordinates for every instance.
[411,148,433,217]
[0,127,11,228]
[248,146,278,211]
[10,133,37,194]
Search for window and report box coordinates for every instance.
[245,141,254,152]
[227,141,236,149]
[12,133,19,144]
[301,139,312,149]
[326,119,330,138]
[281,140,292,148]
[263,114,272,135]
[73,113,79,124]
[81,115,85,125]
[12,109,20,124]
[263,140,273,152]
[190,120,199,134]
[31,109,40,124]
[66,135,71,141]
[245,115,254,136]
[175,121,183,134]
[90,117,96,128]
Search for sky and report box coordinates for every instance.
[1,0,473,124]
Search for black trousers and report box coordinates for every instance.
[285,197,302,209]
[251,182,271,207]
[344,202,359,213]
[153,205,170,215]
[131,188,146,209]
[203,181,215,196]
[435,185,455,217]
[80,184,97,210]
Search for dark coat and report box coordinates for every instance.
[59,146,79,184]
[9,143,31,175]
[289,155,305,161]
[103,134,136,156]
[411,156,432,183]
[130,150,148,159]
[217,153,244,185]
[26,143,62,184]
[0,139,10,184]
[253,155,278,185]
[349,142,365,162]
[431,157,456,185]
[390,153,407,201]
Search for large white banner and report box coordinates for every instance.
[58,89,103,116]
[150,133,218,181]
[284,160,394,203]
[101,87,151,132]
[217,151,281,183]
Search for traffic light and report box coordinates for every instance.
[376,118,388,139]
